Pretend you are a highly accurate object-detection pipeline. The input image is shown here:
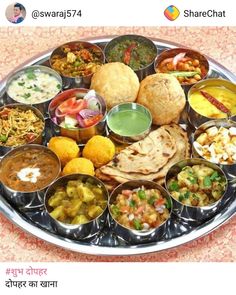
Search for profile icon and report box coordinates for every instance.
[6,3,26,24]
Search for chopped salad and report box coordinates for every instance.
[110,186,171,231]
[51,90,104,129]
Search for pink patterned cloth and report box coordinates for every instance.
[0,27,236,262]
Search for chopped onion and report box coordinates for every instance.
[76,114,85,128]
[86,97,101,111]
[51,116,58,124]
[84,90,96,100]
[55,107,66,118]
[84,90,101,111]
[79,109,100,119]
[172,52,186,69]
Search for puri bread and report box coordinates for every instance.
[137,73,186,125]
[90,62,139,109]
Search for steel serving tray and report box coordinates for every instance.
[0,36,236,256]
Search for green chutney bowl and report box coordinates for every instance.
[106,102,152,144]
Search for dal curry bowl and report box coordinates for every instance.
[0,104,45,156]
[104,34,157,81]
[108,180,172,244]
[188,78,236,128]
[44,173,108,240]
[49,41,105,88]
[0,144,61,208]
[48,88,107,144]
[165,158,228,222]
[192,119,236,180]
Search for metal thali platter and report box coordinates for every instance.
[0,36,236,256]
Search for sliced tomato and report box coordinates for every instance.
[135,206,144,214]
[25,133,36,142]
[57,96,77,113]
[83,114,103,127]
[154,198,165,207]
[68,100,87,115]
[57,97,87,116]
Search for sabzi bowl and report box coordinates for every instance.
[0,144,61,209]
[165,158,228,222]
[106,102,152,144]
[154,47,209,90]
[104,34,157,81]
[108,180,172,244]
[187,78,236,128]
[5,65,62,116]
[192,119,236,181]
[49,41,105,88]
[48,88,107,144]
[44,173,109,240]
[0,103,45,157]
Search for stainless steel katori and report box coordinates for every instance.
[44,173,109,240]
[0,103,45,157]
[48,88,107,144]
[0,144,61,209]
[49,41,105,88]
[0,37,236,255]
[104,34,157,81]
[108,180,172,244]
[192,119,236,181]
[187,78,236,128]
[5,65,62,116]
[154,47,209,91]
[106,102,152,144]
[165,158,228,222]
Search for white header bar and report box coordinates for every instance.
[0,0,235,26]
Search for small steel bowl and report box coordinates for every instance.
[188,78,236,128]
[5,65,62,116]
[106,102,152,144]
[49,41,105,88]
[0,144,61,209]
[192,119,236,180]
[44,173,109,240]
[154,47,209,90]
[48,88,107,144]
[104,34,157,81]
[108,180,172,244]
[0,104,45,156]
[165,158,228,222]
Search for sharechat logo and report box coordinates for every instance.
[164,5,180,21]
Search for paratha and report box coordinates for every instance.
[97,124,189,185]
[114,127,176,174]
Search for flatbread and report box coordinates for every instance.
[114,128,176,174]
[97,124,189,185]
[152,124,190,180]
